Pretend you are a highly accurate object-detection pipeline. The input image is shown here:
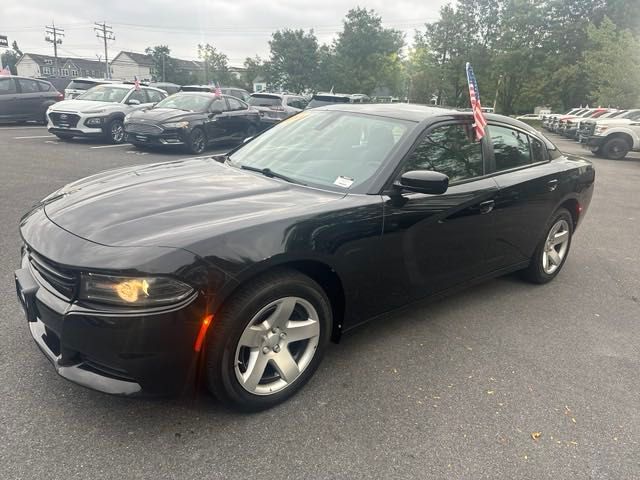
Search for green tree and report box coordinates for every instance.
[198,43,234,86]
[242,56,264,91]
[583,16,640,107]
[265,29,319,93]
[332,8,405,95]
[1,41,23,75]
[144,45,174,82]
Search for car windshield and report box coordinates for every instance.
[248,95,282,107]
[77,85,129,103]
[154,94,212,112]
[229,110,412,191]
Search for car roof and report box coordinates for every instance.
[69,78,115,83]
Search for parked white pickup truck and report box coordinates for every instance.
[578,109,640,159]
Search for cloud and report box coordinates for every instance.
[1,0,448,65]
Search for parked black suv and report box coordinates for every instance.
[0,75,62,124]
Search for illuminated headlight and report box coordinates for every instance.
[594,125,609,135]
[162,121,189,129]
[85,117,104,126]
[80,273,193,307]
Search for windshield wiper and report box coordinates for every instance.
[239,165,306,186]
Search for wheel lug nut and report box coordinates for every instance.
[273,345,281,353]
[262,347,270,354]
[272,327,278,333]
[279,332,286,339]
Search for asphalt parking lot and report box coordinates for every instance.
[1,124,639,479]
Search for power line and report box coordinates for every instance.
[44,22,64,74]
[94,21,115,79]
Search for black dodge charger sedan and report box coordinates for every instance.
[124,92,260,153]
[16,104,595,411]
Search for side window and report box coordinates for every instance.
[0,78,17,94]
[227,97,245,111]
[210,98,225,112]
[127,89,147,104]
[38,82,53,92]
[18,78,40,93]
[530,136,548,162]
[145,89,164,103]
[402,123,484,183]
[488,125,531,171]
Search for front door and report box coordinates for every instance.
[0,77,20,120]
[381,121,500,306]
[204,97,228,143]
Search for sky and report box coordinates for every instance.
[0,0,450,66]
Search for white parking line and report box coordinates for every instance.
[0,126,47,130]
[13,135,55,139]
[89,143,132,149]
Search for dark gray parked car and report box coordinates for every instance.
[0,75,62,124]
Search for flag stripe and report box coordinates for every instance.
[466,63,488,140]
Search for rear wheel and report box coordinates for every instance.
[590,146,603,157]
[106,119,125,144]
[205,269,331,411]
[601,137,630,160]
[521,208,573,284]
[187,127,206,154]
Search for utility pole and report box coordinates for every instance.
[45,22,64,76]
[94,21,115,79]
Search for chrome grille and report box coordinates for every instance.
[49,112,80,128]
[28,250,78,299]
[126,123,163,135]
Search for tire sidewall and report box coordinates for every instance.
[188,128,206,154]
[529,208,573,283]
[206,272,332,411]
[106,118,125,144]
[603,138,629,160]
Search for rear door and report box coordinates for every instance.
[0,77,20,119]
[15,78,43,120]
[222,96,252,141]
[381,120,500,306]
[485,123,565,270]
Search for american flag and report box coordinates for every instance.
[214,83,222,97]
[466,62,487,140]
[134,76,141,91]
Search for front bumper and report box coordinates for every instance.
[582,135,605,148]
[15,258,203,396]
[47,111,106,137]
[125,128,186,146]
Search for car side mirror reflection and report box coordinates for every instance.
[127,99,141,106]
[209,109,223,117]
[396,170,449,195]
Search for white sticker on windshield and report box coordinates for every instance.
[334,176,354,188]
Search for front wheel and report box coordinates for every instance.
[205,269,332,411]
[106,119,125,144]
[521,208,573,284]
[186,128,206,154]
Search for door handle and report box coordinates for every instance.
[547,179,559,192]
[478,200,495,214]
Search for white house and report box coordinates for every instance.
[110,51,153,82]
[16,53,106,78]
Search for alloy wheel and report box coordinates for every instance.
[191,130,205,153]
[111,121,124,143]
[234,296,320,395]
[542,219,570,274]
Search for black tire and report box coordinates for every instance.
[105,118,125,144]
[41,111,49,126]
[590,146,603,157]
[187,127,207,154]
[521,208,573,284]
[54,133,74,141]
[205,269,332,411]
[601,137,630,160]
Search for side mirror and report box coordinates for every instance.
[127,99,141,106]
[395,170,449,195]
[209,108,223,116]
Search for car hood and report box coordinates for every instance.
[127,108,203,124]
[42,158,342,248]
[49,99,121,113]
[587,118,635,125]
